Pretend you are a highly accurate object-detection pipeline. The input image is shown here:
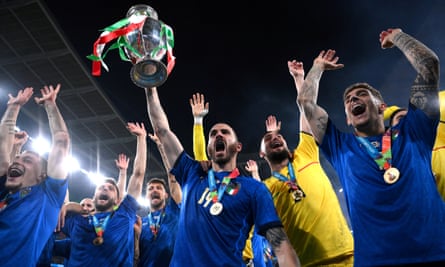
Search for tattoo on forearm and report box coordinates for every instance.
[394,32,439,115]
[395,33,439,84]
[265,227,288,250]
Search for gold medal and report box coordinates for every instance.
[93,236,104,246]
[210,202,223,216]
[384,167,400,184]
[291,189,305,202]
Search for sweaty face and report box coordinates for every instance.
[5,151,44,192]
[94,182,118,212]
[146,182,167,211]
[207,123,240,166]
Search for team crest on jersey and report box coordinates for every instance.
[20,187,32,198]
[225,182,240,196]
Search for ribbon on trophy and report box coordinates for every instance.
[87,12,175,77]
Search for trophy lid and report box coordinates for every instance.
[126,4,158,19]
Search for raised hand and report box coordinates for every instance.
[13,131,29,147]
[379,28,402,49]
[288,60,305,92]
[288,60,305,80]
[8,87,33,106]
[34,84,60,105]
[190,93,209,118]
[115,153,129,171]
[245,159,260,181]
[126,122,147,138]
[265,115,281,132]
[313,49,344,71]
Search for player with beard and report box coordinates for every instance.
[260,114,353,266]
[61,122,147,267]
[297,29,445,266]
[137,131,180,267]
[257,56,354,266]
[189,92,278,267]
[145,86,300,267]
[0,84,71,266]
[138,177,179,267]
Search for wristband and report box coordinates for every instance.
[194,116,203,125]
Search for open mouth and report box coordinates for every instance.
[215,139,225,152]
[98,194,109,201]
[150,193,161,200]
[8,165,24,177]
[352,104,366,116]
[270,140,282,148]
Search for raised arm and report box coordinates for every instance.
[190,93,209,161]
[296,50,344,144]
[245,159,261,181]
[148,132,182,204]
[145,87,183,170]
[115,153,130,202]
[125,122,147,199]
[265,115,281,132]
[9,130,29,163]
[288,60,311,133]
[34,84,70,179]
[380,28,440,116]
[0,87,33,176]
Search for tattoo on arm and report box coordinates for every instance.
[265,227,288,251]
[316,115,328,133]
[394,32,439,115]
[394,33,438,83]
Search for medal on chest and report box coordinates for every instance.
[273,162,306,203]
[357,128,401,184]
[207,168,239,216]
[91,212,113,246]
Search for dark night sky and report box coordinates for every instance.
[41,0,445,203]
[42,0,445,154]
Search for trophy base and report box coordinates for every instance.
[130,60,167,88]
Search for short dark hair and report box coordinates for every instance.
[103,178,120,200]
[343,82,384,103]
[146,177,167,190]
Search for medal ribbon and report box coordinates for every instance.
[272,162,305,197]
[208,168,240,203]
[356,128,393,170]
[147,209,165,237]
[91,213,112,239]
[0,193,11,210]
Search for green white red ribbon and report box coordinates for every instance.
[87,14,175,78]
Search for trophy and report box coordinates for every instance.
[88,4,175,88]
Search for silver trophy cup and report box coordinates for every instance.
[124,5,172,88]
